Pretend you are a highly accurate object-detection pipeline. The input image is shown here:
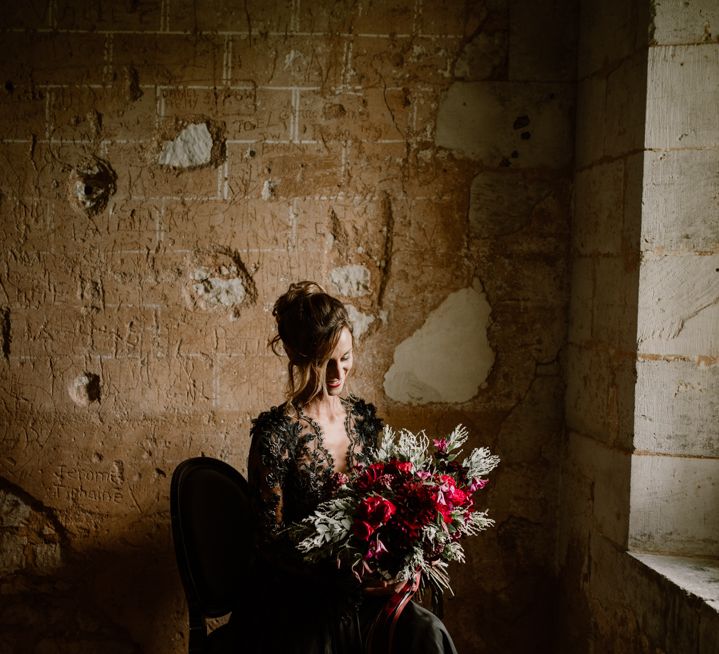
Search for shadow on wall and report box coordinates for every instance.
[0,476,184,654]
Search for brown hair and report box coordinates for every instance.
[271,281,352,407]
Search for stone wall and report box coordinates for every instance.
[0,1,575,652]
[558,0,719,652]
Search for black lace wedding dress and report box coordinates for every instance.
[232,396,458,654]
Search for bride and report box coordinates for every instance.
[238,281,457,653]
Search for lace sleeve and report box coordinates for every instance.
[247,407,292,540]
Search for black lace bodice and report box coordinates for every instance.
[247,396,383,543]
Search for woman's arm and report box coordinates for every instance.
[247,410,312,578]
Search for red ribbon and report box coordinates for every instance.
[366,572,421,654]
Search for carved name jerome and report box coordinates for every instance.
[50,464,124,505]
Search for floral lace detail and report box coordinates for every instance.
[248,396,383,544]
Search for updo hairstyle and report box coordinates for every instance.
[271,281,352,406]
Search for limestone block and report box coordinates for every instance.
[299,0,357,33]
[489,294,567,363]
[0,0,50,29]
[348,36,457,88]
[641,149,719,252]
[54,0,162,30]
[227,33,343,87]
[2,32,106,85]
[592,255,640,350]
[352,0,415,34]
[383,281,494,404]
[497,375,563,464]
[299,87,409,143]
[509,0,577,81]
[650,0,719,45]
[565,344,636,449]
[577,0,642,78]
[163,87,292,143]
[172,0,294,32]
[604,51,648,157]
[0,84,46,140]
[236,142,342,200]
[455,31,508,81]
[631,552,719,612]
[566,431,631,547]
[573,160,624,255]
[646,44,719,149]
[113,33,224,86]
[574,75,606,168]
[106,142,220,200]
[435,81,573,168]
[635,358,719,456]
[418,0,477,36]
[629,453,719,555]
[567,256,593,344]
[469,171,563,239]
[637,253,719,356]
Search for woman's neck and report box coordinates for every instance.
[301,393,344,421]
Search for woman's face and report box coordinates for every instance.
[324,326,353,396]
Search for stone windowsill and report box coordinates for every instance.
[629,551,719,613]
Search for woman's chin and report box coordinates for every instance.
[326,383,344,395]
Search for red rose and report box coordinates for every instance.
[357,496,396,526]
[394,461,414,475]
[356,463,387,490]
[353,520,374,541]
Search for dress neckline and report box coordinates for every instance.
[296,397,357,474]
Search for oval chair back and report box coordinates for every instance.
[170,457,255,653]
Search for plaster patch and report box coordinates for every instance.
[0,490,31,527]
[191,269,246,306]
[68,373,101,407]
[159,122,213,168]
[330,264,371,297]
[345,304,375,340]
[383,281,494,404]
[261,179,277,200]
[185,248,257,317]
[435,81,572,167]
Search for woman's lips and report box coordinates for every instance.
[327,379,342,388]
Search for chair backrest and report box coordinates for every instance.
[170,457,255,619]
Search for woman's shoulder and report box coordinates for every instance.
[251,403,292,437]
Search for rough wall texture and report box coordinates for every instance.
[558,0,719,652]
[0,1,575,653]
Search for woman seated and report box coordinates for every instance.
[235,281,457,653]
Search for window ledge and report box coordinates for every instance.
[629,551,719,612]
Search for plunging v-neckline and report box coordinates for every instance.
[297,399,356,474]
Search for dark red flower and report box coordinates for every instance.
[357,495,396,526]
[356,463,388,491]
[394,461,414,475]
[353,520,374,541]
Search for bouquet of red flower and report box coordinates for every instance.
[287,425,500,595]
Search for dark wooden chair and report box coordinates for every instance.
[170,457,255,654]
